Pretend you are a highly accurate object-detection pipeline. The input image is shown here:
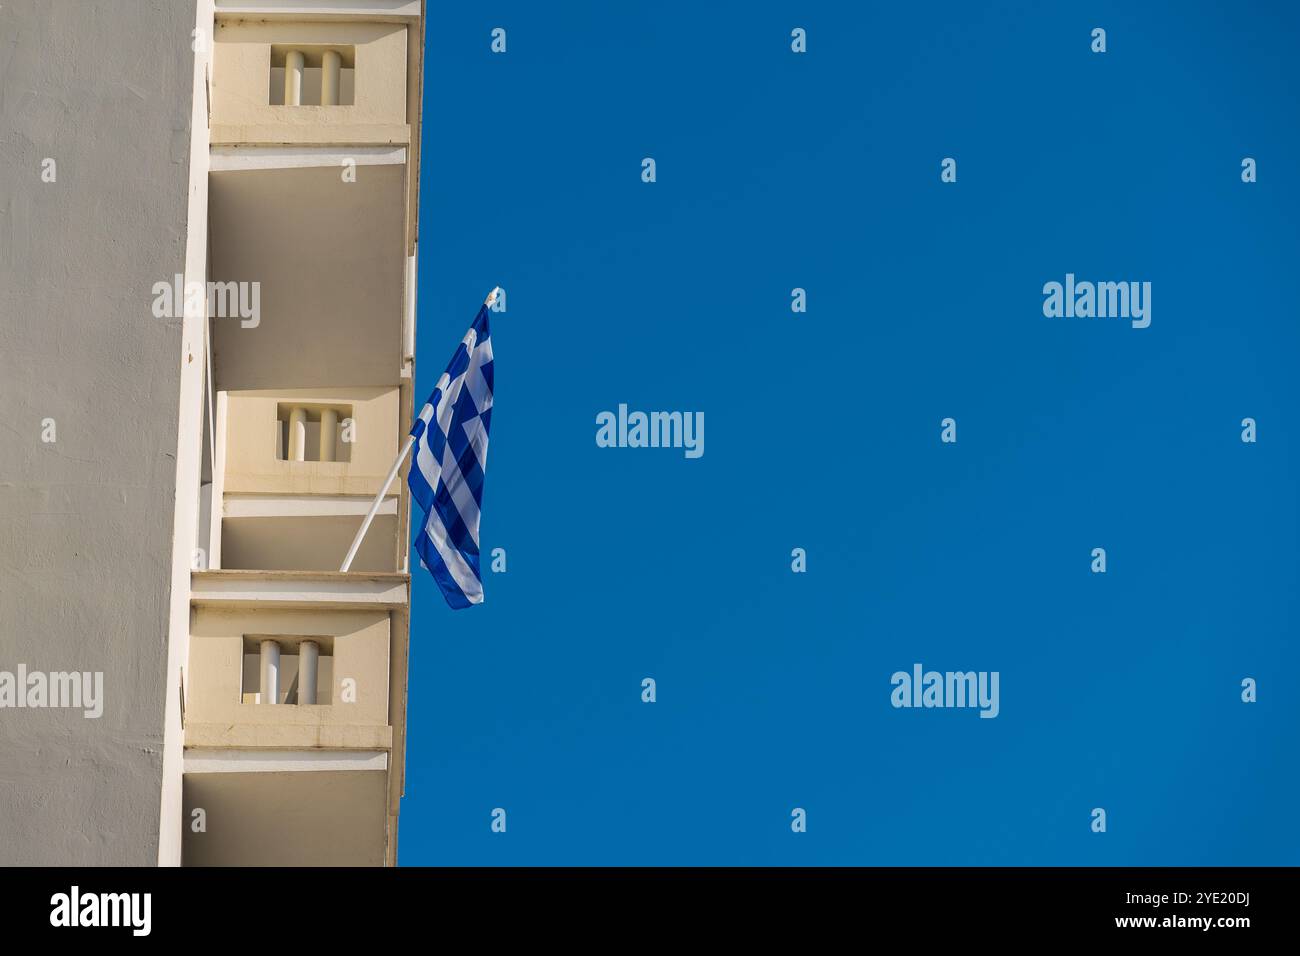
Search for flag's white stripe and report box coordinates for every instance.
[466,339,493,413]
[414,440,437,491]
[435,371,467,444]
[424,505,481,601]
[414,399,441,490]
[464,415,489,472]
[467,361,492,414]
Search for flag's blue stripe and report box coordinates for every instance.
[470,304,490,340]
[445,343,470,383]
[433,484,476,557]
[408,449,436,515]
[456,442,485,508]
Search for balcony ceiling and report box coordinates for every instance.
[210,163,406,391]
[183,768,388,866]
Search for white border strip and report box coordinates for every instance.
[191,571,409,608]
[184,748,389,773]
[215,0,421,18]
[211,145,406,172]
[224,494,398,518]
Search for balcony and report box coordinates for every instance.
[182,570,409,863]
[185,601,393,750]
[209,386,404,573]
[211,19,409,147]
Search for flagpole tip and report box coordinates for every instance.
[485,286,502,309]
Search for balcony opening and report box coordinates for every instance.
[269,45,356,106]
[242,636,334,705]
[276,402,353,463]
[221,513,398,573]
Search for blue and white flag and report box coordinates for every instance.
[408,295,495,608]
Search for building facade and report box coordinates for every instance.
[0,0,426,866]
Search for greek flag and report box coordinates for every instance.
[408,296,494,608]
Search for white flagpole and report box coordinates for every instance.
[340,287,500,574]
[340,434,415,572]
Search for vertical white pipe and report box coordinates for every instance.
[402,251,417,365]
[288,407,307,461]
[259,640,280,705]
[204,314,216,473]
[299,641,319,705]
[321,50,341,106]
[319,408,338,462]
[284,50,305,106]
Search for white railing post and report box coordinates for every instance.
[319,407,338,462]
[298,641,319,705]
[259,639,280,705]
[321,50,341,105]
[288,406,307,461]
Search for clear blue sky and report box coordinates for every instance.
[401,0,1300,865]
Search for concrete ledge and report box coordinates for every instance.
[185,722,393,750]
[191,569,409,609]
[215,0,422,21]
[211,144,406,171]
[184,748,388,773]
[223,494,398,518]
[210,123,410,147]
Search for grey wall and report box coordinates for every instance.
[0,0,198,864]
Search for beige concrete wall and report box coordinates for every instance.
[183,770,388,866]
[222,387,400,495]
[212,19,408,145]
[0,0,200,865]
[186,608,391,749]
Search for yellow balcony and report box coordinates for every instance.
[184,602,393,751]
[209,386,405,573]
[211,19,410,147]
[181,572,411,865]
[219,386,399,496]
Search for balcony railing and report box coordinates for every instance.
[184,601,393,750]
[211,19,409,146]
